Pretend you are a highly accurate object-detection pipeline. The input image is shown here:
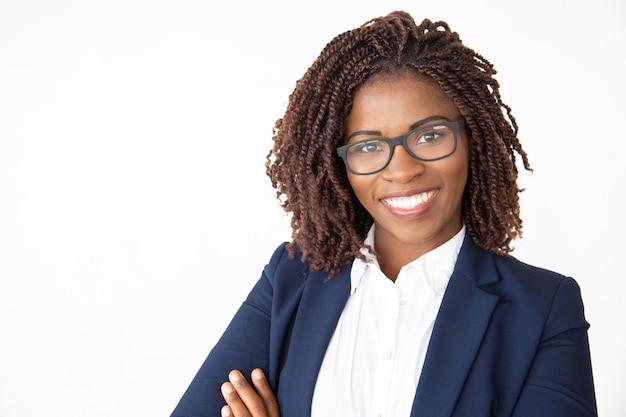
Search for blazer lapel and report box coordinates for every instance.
[277,265,352,417]
[410,237,500,417]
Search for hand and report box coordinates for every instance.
[220,368,280,417]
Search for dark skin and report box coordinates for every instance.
[344,73,468,281]
[220,369,279,417]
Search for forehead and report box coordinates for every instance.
[346,71,460,134]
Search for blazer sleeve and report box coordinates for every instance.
[512,276,597,417]
[170,244,288,417]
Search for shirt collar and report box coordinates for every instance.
[350,224,466,295]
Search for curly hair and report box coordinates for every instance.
[265,10,531,275]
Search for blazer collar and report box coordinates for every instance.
[276,264,352,417]
[410,236,500,417]
[453,234,501,287]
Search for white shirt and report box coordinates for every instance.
[311,225,465,417]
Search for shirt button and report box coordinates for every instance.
[399,296,408,305]
[385,351,393,360]
[406,266,415,274]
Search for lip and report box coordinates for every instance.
[380,188,439,220]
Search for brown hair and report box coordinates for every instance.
[266,10,531,275]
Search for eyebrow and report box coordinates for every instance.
[347,115,450,140]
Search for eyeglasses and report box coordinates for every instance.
[336,118,466,175]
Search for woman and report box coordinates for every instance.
[171,11,596,417]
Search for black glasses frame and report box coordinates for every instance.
[336,118,466,175]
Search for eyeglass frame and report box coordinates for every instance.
[336,117,466,175]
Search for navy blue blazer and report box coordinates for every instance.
[171,236,597,417]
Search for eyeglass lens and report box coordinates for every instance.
[345,123,457,174]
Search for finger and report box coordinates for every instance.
[221,382,247,415]
[221,405,233,417]
[250,369,279,417]
[227,370,268,416]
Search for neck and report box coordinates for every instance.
[374,225,463,282]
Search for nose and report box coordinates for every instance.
[381,144,426,183]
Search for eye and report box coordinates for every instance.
[414,126,449,145]
[351,140,385,154]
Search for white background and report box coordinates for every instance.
[1,0,624,416]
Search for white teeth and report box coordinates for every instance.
[384,190,435,209]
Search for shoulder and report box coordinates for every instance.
[264,242,309,281]
[452,240,591,356]
[261,242,312,296]
[458,237,584,316]
[458,236,568,288]
[493,254,588,325]
[493,252,569,293]
[261,242,352,297]
[495,251,565,281]
[492,252,585,306]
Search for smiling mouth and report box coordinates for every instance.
[382,190,437,210]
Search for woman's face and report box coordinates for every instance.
[344,71,469,257]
